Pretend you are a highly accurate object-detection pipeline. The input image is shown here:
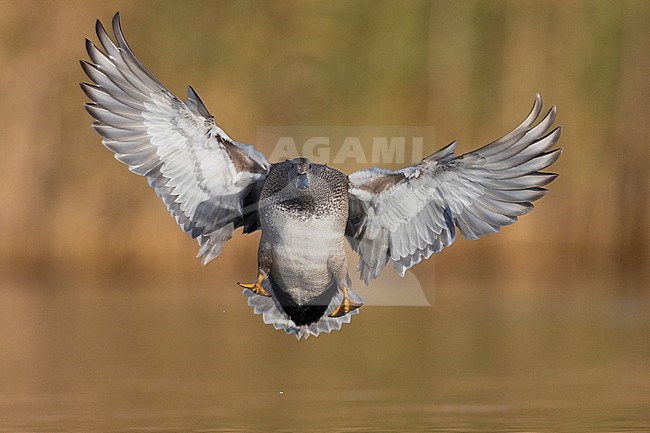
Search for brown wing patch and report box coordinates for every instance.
[357,173,405,195]
[222,140,267,175]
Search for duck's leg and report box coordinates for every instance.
[329,285,362,318]
[238,238,272,297]
[327,253,362,317]
[238,271,270,297]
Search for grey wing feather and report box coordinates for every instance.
[81,12,270,265]
[347,94,562,283]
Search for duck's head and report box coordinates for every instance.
[290,157,312,190]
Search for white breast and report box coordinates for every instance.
[264,214,344,302]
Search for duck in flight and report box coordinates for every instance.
[81,13,562,339]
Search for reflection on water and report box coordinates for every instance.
[0,275,648,432]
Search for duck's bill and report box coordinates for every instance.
[295,173,309,190]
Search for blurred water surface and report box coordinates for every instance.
[0,274,647,432]
[0,1,649,431]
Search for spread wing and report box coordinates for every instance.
[347,94,562,283]
[80,13,270,265]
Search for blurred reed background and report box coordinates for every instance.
[0,0,648,289]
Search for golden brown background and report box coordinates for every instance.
[0,1,648,431]
[1,0,648,288]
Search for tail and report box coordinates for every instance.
[242,276,363,340]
